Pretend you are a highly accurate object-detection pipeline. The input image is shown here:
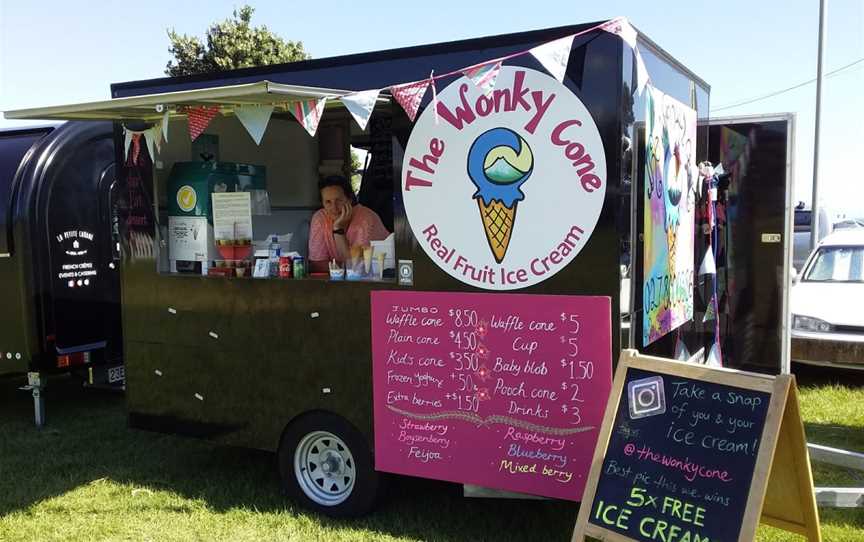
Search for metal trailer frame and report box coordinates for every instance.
[700,112,796,375]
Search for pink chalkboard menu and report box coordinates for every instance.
[371,291,612,501]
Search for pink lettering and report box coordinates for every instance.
[476,94,494,117]
[437,83,477,130]
[523,90,555,134]
[404,138,445,191]
[571,151,595,177]
[405,170,433,191]
[581,174,602,192]
[422,224,439,240]
[511,70,531,112]
[551,119,583,145]
[492,87,512,112]
[550,119,604,193]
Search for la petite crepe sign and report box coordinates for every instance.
[401,67,607,290]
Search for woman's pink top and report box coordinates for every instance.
[308,204,389,262]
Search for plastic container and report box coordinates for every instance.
[268,235,281,277]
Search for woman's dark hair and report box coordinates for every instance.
[318,175,357,204]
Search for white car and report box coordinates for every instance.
[791,230,864,369]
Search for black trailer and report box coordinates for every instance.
[0,123,124,424]
[5,20,710,515]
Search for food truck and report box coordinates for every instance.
[5,19,713,516]
[0,123,124,422]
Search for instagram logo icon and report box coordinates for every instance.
[627,376,666,419]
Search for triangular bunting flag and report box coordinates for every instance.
[706,342,723,367]
[124,128,133,164]
[289,98,327,137]
[390,78,431,122]
[530,34,575,82]
[234,104,274,145]
[340,89,380,131]
[703,297,717,323]
[430,71,439,125]
[462,60,503,96]
[186,105,220,141]
[674,337,691,361]
[151,122,163,153]
[142,127,156,162]
[699,249,716,276]
[598,17,649,93]
[130,133,142,165]
[599,17,638,48]
[635,47,650,94]
[162,109,170,141]
[125,122,163,164]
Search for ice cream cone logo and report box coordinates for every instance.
[401,67,607,291]
[467,128,534,263]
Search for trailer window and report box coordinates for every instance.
[155,108,395,282]
[0,131,45,254]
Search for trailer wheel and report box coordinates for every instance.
[278,411,379,517]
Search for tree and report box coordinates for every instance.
[349,149,365,194]
[165,6,310,77]
[350,150,363,174]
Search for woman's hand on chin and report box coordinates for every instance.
[333,202,353,230]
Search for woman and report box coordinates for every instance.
[308,175,389,273]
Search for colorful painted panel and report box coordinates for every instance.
[643,88,696,346]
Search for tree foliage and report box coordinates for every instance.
[165,6,310,77]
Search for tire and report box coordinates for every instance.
[278,411,380,517]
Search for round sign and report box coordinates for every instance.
[176,185,198,213]
[401,67,607,290]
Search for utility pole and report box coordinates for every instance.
[810,0,827,251]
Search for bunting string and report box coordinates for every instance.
[391,16,636,87]
[380,16,648,120]
[138,17,651,139]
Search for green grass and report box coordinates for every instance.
[0,366,863,541]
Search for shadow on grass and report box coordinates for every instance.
[4,371,863,541]
[805,421,864,453]
[0,375,578,541]
[794,362,864,451]
[793,363,864,387]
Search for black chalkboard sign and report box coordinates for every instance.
[573,350,821,542]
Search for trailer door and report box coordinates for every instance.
[42,123,120,367]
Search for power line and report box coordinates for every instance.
[710,57,864,112]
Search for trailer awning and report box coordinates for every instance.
[3,81,383,121]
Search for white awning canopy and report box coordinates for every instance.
[3,81,383,121]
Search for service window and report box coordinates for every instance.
[154,106,395,282]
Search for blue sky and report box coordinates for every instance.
[1,0,861,210]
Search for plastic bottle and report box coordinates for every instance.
[268,235,281,277]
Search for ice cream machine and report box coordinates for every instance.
[166,161,265,273]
